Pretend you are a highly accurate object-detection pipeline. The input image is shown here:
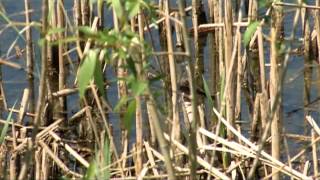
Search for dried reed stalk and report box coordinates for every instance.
[224,0,236,142]
[31,0,49,156]
[164,0,180,149]
[176,0,199,177]
[57,0,66,120]
[133,8,144,174]
[24,0,34,115]
[270,2,284,179]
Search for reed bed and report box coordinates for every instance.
[0,0,320,179]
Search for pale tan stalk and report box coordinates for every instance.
[224,0,236,140]
[9,125,17,180]
[302,7,312,174]
[315,1,320,111]
[144,141,159,176]
[235,0,245,126]
[163,133,229,179]
[248,3,301,178]
[270,2,283,179]
[49,131,89,167]
[18,89,29,124]
[145,90,176,179]
[315,0,320,63]
[208,0,220,108]
[57,0,66,120]
[36,1,48,117]
[112,4,128,174]
[176,0,198,177]
[283,132,293,180]
[202,111,311,179]
[31,0,49,150]
[80,0,90,26]
[251,94,260,142]
[73,0,82,55]
[24,0,35,114]
[164,0,180,144]
[258,27,266,91]
[38,141,83,178]
[312,130,319,177]
[135,7,145,175]
[35,149,41,180]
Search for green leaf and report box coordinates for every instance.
[78,50,98,98]
[131,80,147,97]
[102,139,111,180]
[84,160,97,180]
[90,0,98,4]
[202,76,214,109]
[48,0,55,25]
[258,0,272,9]
[0,101,17,145]
[112,0,123,19]
[126,58,137,77]
[243,21,260,47]
[94,59,105,98]
[47,27,65,36]
[126,0,140,19]
[78,26,95,36]
[124,99,136,134]
[114,96,129,112]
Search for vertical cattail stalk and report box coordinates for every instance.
[112,3,128,173]
[302,2,312,129]
[57,0,66,120]
[26,1,49,179]
[208,0,220,127]
[312,130,318,176]
[270,2,283,179]
[135,8,145,175]
[32,0,49,137]
[258,27,266,92]
[314,1,320,102]
[164,0,180,150]
[224,0,236,140]
[24,0,35,115]
[177,0,198,178]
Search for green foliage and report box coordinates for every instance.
[107,0,156,28]
[47,27,65,35]
[243,21,260,47]
[75,0,156,137]
[126,0,140,19]
[84,160,97,180]
[83,139,111,180]
[276,41,287,56]
[78,49,105,98]
[102,139,111,179]
[258,0,273,9]
[111,0,124,20]
[0,101,17,145]
[124,99,136,135]
[130,79,147,97]
[202,76,214,109]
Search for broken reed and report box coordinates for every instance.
[0,0,320,179]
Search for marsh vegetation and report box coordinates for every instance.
[0,0,320,179]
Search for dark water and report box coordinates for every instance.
[0,0,318,161]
